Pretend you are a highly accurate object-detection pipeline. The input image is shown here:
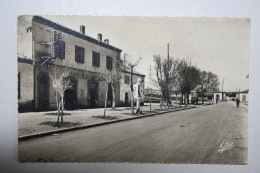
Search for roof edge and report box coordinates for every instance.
[32,16,122,54]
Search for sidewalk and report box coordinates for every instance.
[18,103,197,140]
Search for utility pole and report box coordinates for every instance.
[222,78,225,101]
[130,64,134,115]
[148,64,152,112]
[166,43,170,108]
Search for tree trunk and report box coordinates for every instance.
[168,95,170,107]
[150,94,151,112]
[103,83,108,117]
[130,67,134,115]
[202,93,204,104]
[131,90,134,115]
[177,93,181,108]
[165,88,169,109]
[56,90,60,124]
[57,101,61,124]
[111,85,116,109]
[185,93,188,107]
[197,93,199,105]
[61,96,64,123]
[187,93,190,105]
[55,91,58,112]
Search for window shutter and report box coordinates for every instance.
[81,48,84,63]
[98,53,100,67]
[75,46,78,62]
[106,57,109,69]
[75,46,84,64]
[59,41,65,59]
[92,52,95,66]
[50,30,65,59]
[92,51,100,67]
[106,56,113,70]
[110,57,113,70]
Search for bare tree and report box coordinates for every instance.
[110,57,122,109]
[102,57,122,117]
[103,70,111,117]
[153,55,181,107]
[177,60,201,106]
[50,66,74,125]
[126,56,142,115]
[196,71,219,104]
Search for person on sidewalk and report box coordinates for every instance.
[236,98,240,107]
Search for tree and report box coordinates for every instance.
[196,71,219,104]
[103,70,111,117]
[110,57,122,109]
[50,66,74,125]
[103,57,122,116]
[126,56,142,115]
[153,55,181,107]
[177,60,201,106]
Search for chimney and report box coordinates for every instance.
[97,33,102,41]
[104,39,109,45]
[80,25,85,34]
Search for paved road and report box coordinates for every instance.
[19,102,248,164]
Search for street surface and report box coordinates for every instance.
[19,102,248,164]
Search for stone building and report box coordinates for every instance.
[18,15,145,112]
[18,15,124,112]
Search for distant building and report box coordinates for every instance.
[119,61,145,106]
[213,92,226,102]
[236,89,249,102]
[18,16,145,112]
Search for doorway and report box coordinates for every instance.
[38,72,49,111]
[125,93,129,106]
[64,89,76,110]
[64,77,77,110]
[242,95,246,102]
[107,84,112,107]
[88,79,99,108]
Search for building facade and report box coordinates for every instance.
[236,89,249,102]
[18,16,126,112]
[119,68,145,106]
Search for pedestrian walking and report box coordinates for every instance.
[236,98,240,107]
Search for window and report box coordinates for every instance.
[125,75,130,84]
[92,51,100,67]
[52,41,65,59]
[50,30,65,59]
[58,41,65,59]
[75,45,84,63]
[106,56,113,70]
[18,72,21,99]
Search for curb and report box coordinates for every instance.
[18,106,196,141]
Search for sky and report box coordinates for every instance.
[44,16,250,92]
